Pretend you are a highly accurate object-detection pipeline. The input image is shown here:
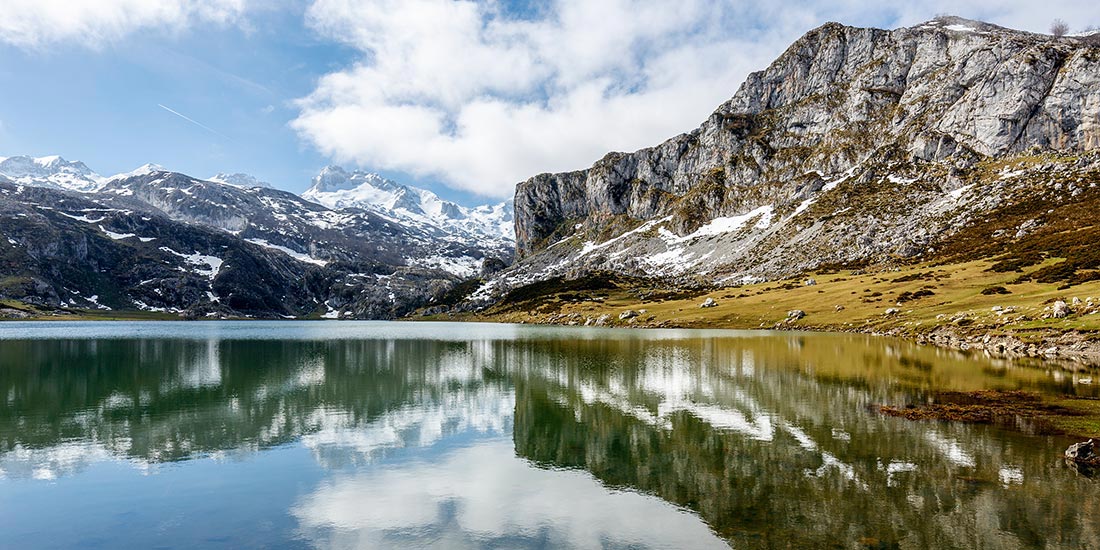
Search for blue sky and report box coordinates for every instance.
[0,1,1095,204]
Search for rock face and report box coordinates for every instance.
[503,17,1100,292]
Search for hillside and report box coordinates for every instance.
[415,17,1100,363]
[0,163,513,319]
[470,17,1099,304]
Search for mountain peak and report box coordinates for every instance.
[307,165,398,195]
[912,16,1024,35]
[301,166,514,242]
[0,154,104,192]
[106,163,167,182]
[208,172,273,189]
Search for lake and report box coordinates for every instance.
[0,321,1097,549]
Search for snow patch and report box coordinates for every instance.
[159,247,223,280]
[576,218,669,258]
[99,226,136,240]
[414,255,481,277]
[948,184,973,201]
[670,205,773,243]
[246,238,328,266]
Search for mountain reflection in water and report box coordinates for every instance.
[0,322,1098,549]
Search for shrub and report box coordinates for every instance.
[1051,19,1069,38]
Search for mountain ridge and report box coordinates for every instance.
[483,16,1099,303]
[0,159,514,318]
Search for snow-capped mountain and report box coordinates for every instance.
[0,153,516,318]
[208,173,273,189]
[302,166,514,243]
[0,155,105,193]
[103,163,166,184]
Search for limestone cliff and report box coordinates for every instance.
[503,17,1100,295]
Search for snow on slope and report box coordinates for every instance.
[208,173,273,189]
[302,166,514,243]
[0,155,105,192]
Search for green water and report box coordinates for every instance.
[0,321,1097,549]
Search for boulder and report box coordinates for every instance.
[1066,439,1096,460]
[700,298,718,308]
[619,310,639,320]
[480,257,508,277]
[786,310,806,321]
[885,308,901,315]
[1052,300,1070,318]
[803,278,817,286]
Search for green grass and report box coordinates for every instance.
[457,259,1100,337]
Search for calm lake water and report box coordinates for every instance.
[1,321,1098,549]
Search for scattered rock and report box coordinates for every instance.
[618,310,639,320]
[594,314,611,326]
[803,278,817,286]
[786,309,806,321]
[0,308,32,319]
[835,305,845,311]
[1052,300,1070,318]
[1072,297,1083,306]
[700,298,718,308]
[885,308,901,315]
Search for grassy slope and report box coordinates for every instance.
[1,299,187,321]
[461,259,1100,336]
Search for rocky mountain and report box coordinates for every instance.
[0,155,105,193]
[303,166,514,246]
[0,161,514,318]
[482,17,1100,301]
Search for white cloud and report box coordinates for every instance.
[292,0,786,198]
[292,438,729,549]
[0,0,250,49]
[291,0,1099,198]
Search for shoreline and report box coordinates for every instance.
[445,312,1100,370]
[6,309,1100,369]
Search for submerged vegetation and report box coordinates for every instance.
[878,390,1096,438]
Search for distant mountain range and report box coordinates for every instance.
[0,156,514,318]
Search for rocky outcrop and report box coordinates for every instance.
[507,17,1100,292]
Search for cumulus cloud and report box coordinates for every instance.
[291,0,787,197]
[291,0,1099,198]
[292,439,729,549]
[0,0,250,49]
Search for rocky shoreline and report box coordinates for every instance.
[472,309,1100,370]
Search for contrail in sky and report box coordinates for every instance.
[157,103,230,140]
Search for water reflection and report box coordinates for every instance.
[1,323,1099,549]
